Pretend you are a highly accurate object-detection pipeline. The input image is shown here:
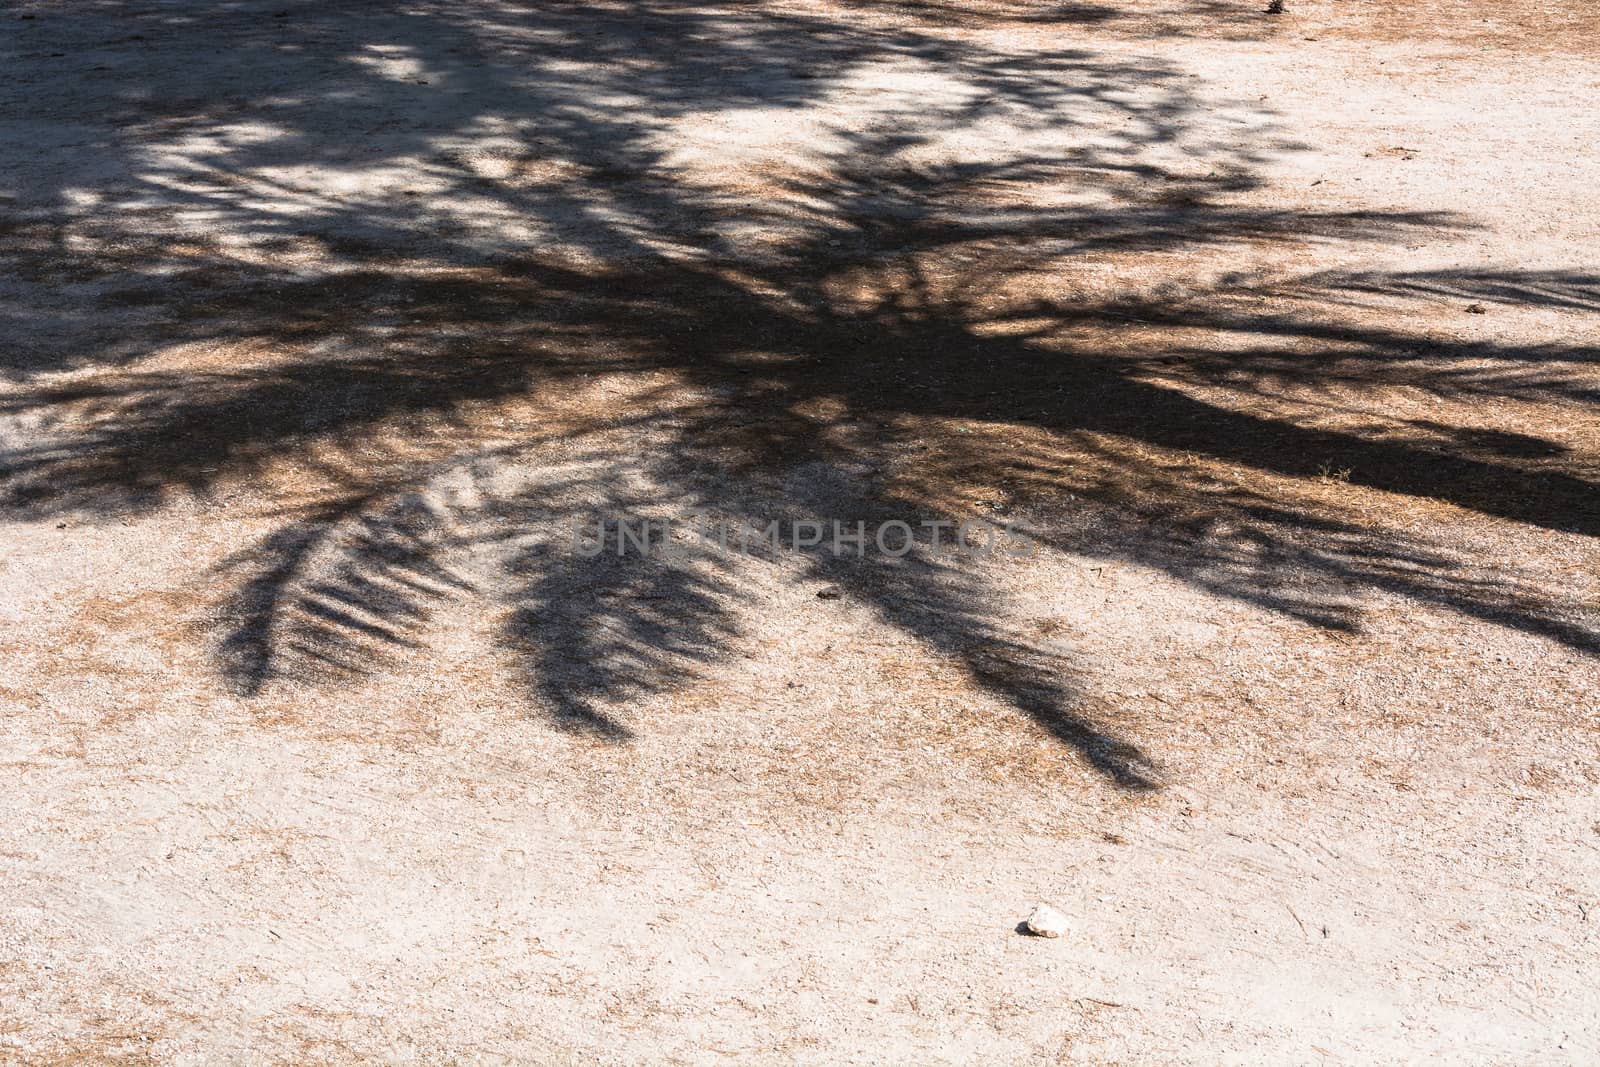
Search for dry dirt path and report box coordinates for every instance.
[1,1,1597,1063]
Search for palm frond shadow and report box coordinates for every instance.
[2,0,1596,786]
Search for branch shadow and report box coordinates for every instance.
[1,0,1595,786]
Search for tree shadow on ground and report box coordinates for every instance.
[1,0,1595,787]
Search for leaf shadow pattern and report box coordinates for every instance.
[1,0,1597,788]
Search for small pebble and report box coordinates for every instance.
[1024,902,1069,938]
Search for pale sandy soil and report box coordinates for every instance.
[1,1,1598,1063]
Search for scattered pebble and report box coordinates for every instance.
[1023,902,1069,938]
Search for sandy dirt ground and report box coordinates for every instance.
[1,1,1598,1063]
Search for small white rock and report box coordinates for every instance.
[1024,902,1068,938]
